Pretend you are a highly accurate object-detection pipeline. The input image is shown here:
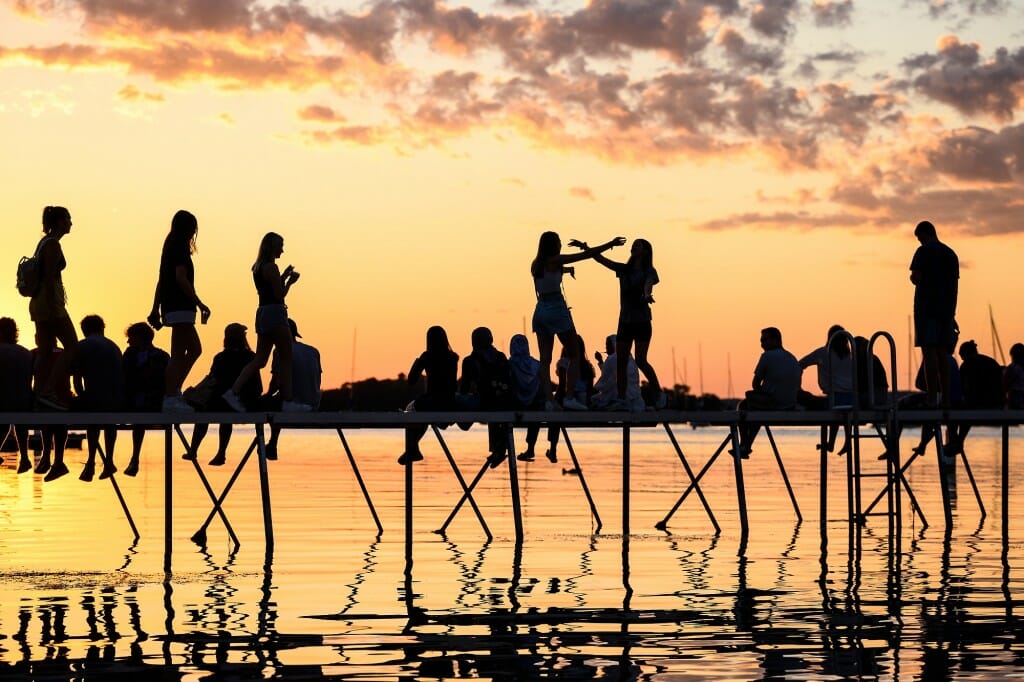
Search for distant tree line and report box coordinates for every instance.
[320,377,727,412]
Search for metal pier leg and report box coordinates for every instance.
[164,426,172,574]
[507,425,524,544]
[764,426,801,522]
[256,424,274,551]
[560,427,603,531]
[862,448,929,527]
[176,424,242,548]
[436,460,492,538]
[658,423,719,533]
[431,425,492,539]
[336,429,383,534]
[934,425,954,530]
[958,448,987,520]
[730,424,749,542]
[94,440,140,540]
[656,434,729,529]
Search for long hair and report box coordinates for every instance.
[425,325,451,355]
[253,232,283,273]
[531,231,561,278]
[41,206,70,235]
[167,209,198,254]
[627,238,653,270]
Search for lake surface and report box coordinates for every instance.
[1,422,1023,680]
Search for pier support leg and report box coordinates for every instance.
[164,425,172,574]
[729,424,749,545]
[257,423,274,551]
[336,429,383,535]
[561,427,603,532]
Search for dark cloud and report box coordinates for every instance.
[815,82,901,144]
[902,36,1024,121]
[717,26,784,72]
[750,0,799,39]
[927,124,1024,182]
[921,0,1009,18]
[811,0,854,27]
[693,210,871,231]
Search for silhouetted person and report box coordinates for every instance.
[185,323,261,466]
[910,220,959,408]
[509,334,544,461]
[798,325,853,409]
[73,315,124,481]
[224,232,307,413]
[547,334,596,462]
[0,317,34,473]
[31,336,72,481]
[854,336,889,408]
[1005,343,1024,409]
[734,327,801,457]
[531,231,625,410]
[798,325,853,454]
[580,237,665,408]
[265,319,322,460]
[459,327,512,468]
[593,333,643,411]
[122,321,170,476]
[150,209,210,412]
[947,340,1004,454]
[398,325,458,465]
[30,206,78,410]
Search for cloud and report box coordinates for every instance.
[902,35,1024,121]
[811,0,853,26]
[298,104,346,123]
[927,123,1024,182]
[750,0,799,39]
[116,83,163,102]
[923,0,1009,18]
[716,26,784,72]
[569,186,595,200]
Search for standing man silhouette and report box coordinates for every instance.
[910,220,959,408]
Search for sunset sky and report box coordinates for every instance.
[1,0,1022,398]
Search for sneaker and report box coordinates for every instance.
[34,456,51,475]
[265,442,278,461]
[282,400,312,412]
[517,451,536,462]
[545,448,558,464]
[221,390,245,413]
[181,450,197,461]
[728,445,752,459]
[124,460,139,477]
[562,397,588,411]
[79,462,95,482]
[208,453,226,466]
[607,398,630,412]
[397,451,424,465]
[487,451,508,469]
[18,458,33,474]
[43,461,69,482]
[163,395,195,413]
[98,464,117,480]
[655,391,668,409]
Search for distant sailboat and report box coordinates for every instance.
[990,304,1006,365]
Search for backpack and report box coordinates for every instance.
[15,238,47,297]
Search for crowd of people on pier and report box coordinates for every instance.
[3,208,1024,478]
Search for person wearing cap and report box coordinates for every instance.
[223,231,308,412]
[182,322,262,466]
[264,319,322,459]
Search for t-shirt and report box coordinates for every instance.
[910,240,959,319]
[798,346,853,395]
[409,350,459,399]
[960,354,1004,408]
[0,342,34,411]
[272,341,322,407]
[75,334,125,411]
[123,345,170,411]
[613,263,659,323]
[210,348,262,408]
[158,238,195,314]
[753,348,801,409]
[459,347,512,409]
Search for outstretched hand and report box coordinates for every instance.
[567,239,588,249]
[610,236,627,248]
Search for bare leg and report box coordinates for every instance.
[165,324,202,397]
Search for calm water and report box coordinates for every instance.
[1,422,1023,680]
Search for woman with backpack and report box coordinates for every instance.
[29,205,78,411]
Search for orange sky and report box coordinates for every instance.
[1,1,1022,397]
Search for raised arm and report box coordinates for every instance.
[559,237,626,266]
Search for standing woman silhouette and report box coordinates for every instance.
[222,232,308,412]
[582,238,666,408]
[531,231,624,410]
[149,209,211,413]
[31,206,78,410]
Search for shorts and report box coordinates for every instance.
[255,304,288,335]
[616,319,652,347]
[163,310,196,326]
[914,314,958,349]
[532,298,574,336]
[29,296,69,324]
